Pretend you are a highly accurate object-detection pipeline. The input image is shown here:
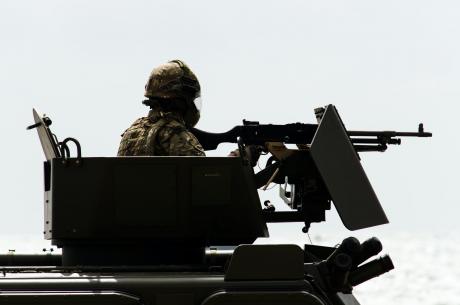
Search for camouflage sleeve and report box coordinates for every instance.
[156,125,205,156]
[150,122,205,156]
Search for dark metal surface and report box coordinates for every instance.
[225,244,304,281]
[46,157,268,265]
[310,105,389,230]
[0,254,61,266]
[0,291,141,305]
[0,270,328,305]
[0,272,224,305]
[202,291,326,305]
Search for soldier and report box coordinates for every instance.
[118,60,205,156]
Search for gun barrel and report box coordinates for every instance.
[350,138,401,145]
[348,130,432,138]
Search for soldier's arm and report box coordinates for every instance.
[158,126,206,156]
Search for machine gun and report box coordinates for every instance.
[192,105,432,232]
[191,107,431,153]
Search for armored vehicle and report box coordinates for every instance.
[0,104,431,305]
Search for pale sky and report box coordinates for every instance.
[0,0,458,244]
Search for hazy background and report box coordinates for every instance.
[1,0,459,303]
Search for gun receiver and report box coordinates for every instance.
[191,121,318,151]
[192,122,432,152]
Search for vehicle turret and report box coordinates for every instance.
[0,104,431,305]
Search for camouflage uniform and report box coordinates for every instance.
[117,110,205,156]
[118,59,204,156]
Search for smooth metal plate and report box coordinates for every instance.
[310,105,388,230]
[32,108,60,160]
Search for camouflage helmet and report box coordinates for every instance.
[144,60,201,127]
[144,60,201,100]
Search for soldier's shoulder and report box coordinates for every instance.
[121,117,150,137]
[132,116,151,126]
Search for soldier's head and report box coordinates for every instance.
[143,60,201,127]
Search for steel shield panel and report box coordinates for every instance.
[310,105,388,230]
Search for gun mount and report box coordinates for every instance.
[0,104,431,305]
